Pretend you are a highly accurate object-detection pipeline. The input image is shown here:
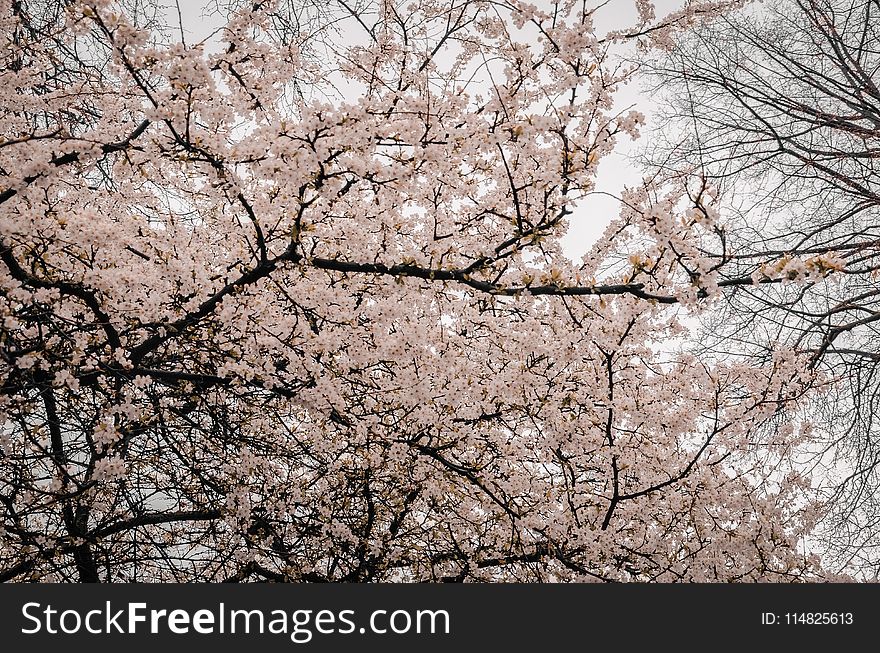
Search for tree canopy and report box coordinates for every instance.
[0,0,859,581]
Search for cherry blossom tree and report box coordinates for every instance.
[0,0,833,582]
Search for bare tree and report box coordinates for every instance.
[643,0,880,577]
